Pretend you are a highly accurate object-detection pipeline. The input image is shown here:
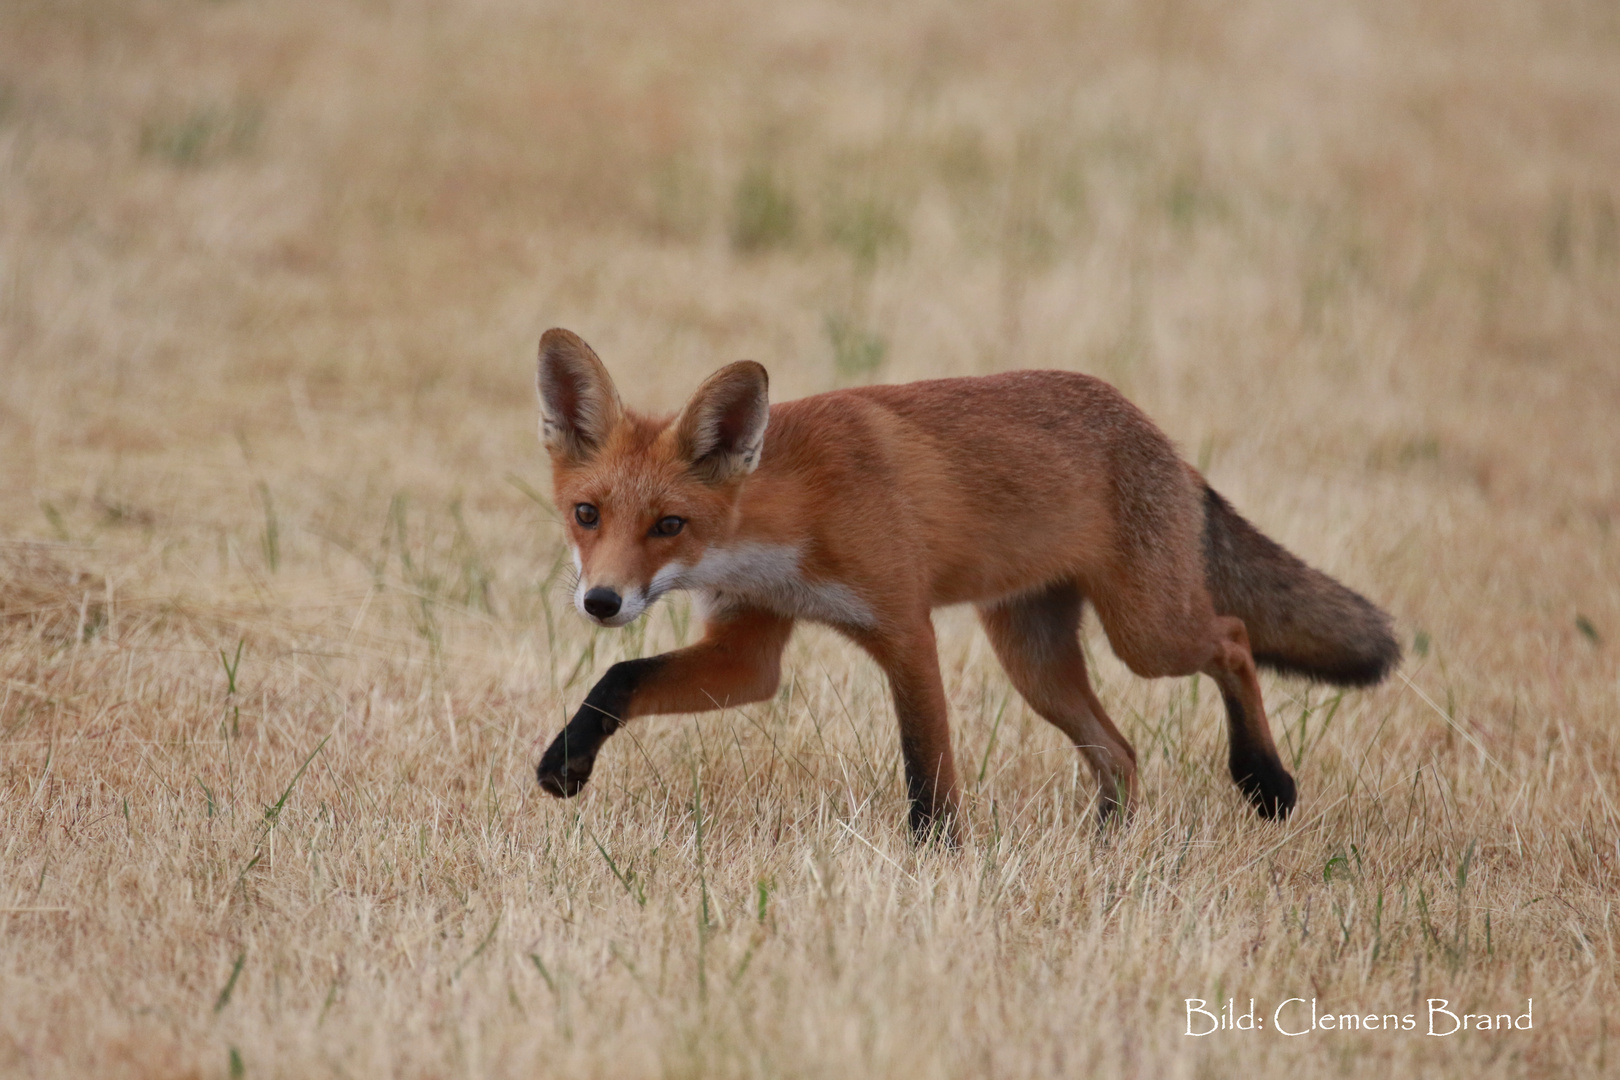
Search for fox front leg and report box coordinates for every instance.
[536,610,795,798]
[852,615,962,844]
[536,657,661,797]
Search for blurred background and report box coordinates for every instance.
[4,0,1617,475]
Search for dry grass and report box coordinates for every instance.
[2,0,1618,1076]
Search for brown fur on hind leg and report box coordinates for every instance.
[977,582,1138,826]
[1202,616,1296,818]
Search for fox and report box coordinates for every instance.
[531,327,1399,842]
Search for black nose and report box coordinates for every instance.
[582,587,622,620]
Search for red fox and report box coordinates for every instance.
[532,328,1398,840]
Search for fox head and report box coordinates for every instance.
[536,328,770,627]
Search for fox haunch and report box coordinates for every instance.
[530,328,1399,841]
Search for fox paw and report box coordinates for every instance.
[906,803,962,849]
[1236,767,1297,820]
[536,741,596,798]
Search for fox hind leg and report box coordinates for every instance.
[1090,565,1296,821]
[977,582,1139,826]
[1201,615,1296,819]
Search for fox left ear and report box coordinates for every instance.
[537,328,623,463]
[675,361,770,484]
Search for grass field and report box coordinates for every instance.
[2,1,1618,1076]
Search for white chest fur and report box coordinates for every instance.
[656,543,875,629]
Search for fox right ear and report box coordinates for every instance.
[537,329,622,462]
[674,360,770,485]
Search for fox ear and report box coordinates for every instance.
[675,361,770,484]
[537,329,622,462]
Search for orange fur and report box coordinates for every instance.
[533,329,1398,841]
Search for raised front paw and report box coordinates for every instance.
[536,736,597,798]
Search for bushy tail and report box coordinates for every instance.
[1202,485,1399,687]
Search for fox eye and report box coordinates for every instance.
[650,515,685,538]
[574,503,599,528]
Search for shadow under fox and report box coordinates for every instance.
[532,329,1398,840]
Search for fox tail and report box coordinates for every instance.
[1201,485,1399,687]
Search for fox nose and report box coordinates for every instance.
[582,587,622,620]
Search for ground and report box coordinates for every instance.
[0,1,1617,1077]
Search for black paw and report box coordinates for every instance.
[536,737,596,798]
[1233,762,1297,820]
